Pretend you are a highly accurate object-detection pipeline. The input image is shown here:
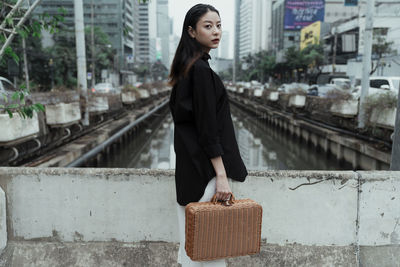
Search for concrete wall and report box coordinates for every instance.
[0,168,399,266]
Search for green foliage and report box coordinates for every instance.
[84,26,114,82]
[1,1,65,118]
[0,87,45,119]
[238,51,275,82]
[370,28,397,75]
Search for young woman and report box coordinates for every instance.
[169,4,248,267]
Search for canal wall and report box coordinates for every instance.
[231,97,391,170]
[0,168,399,266]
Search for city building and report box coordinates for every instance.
[34,0,135,75]
[321,2,400,80]
[133,0,151,63]
[215,31,230,59]
[234,0,241,65]
[271,0,359,62]
[155,0,170,68]
[169,34,180,67]
[237,0,272,59]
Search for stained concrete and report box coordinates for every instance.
[0,168,400,266]
[359,246,400,267]
[0,241,357,267]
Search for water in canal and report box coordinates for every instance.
[100,104,349,170]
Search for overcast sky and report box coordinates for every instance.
[168,0,236,58]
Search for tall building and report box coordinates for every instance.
[216,31,230,59]
[133,1,151,63]
[34,0,135,72]
[156,0,170,68]
[237,0,272,59]
[234,0,242,65]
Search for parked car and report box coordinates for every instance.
[330,78,351,90]
[353,76,400,98]
[91,83,116,94]
[307,84,338,98]
[0,76,16,95]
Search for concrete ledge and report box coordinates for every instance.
[0,241,179,267]
[0,241,357,267]
[0,168,400,265]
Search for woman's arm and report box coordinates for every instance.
[211,156,232,201]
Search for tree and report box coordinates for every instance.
[150,60,168,81]
[302,44,325,83]
[284,46,307,82]
[0,0,65,117]
[84,26,114,83]
[370,28,396,75]
[238,51,276,82]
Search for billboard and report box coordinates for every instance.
[300,21,321,50]
[284,0,325,30]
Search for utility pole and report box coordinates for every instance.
[74,0,89,126]
[332,28,337,74]
[91,0,95,88]
[22,37,30,91]
[357,0,375,128]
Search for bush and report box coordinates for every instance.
[363,92,397,122]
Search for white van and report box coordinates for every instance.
[353,76,400,98]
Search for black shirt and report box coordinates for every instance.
[169,53,248,206]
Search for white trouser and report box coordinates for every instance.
[176,177,227,267]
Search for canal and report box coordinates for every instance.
[96,104,351,170]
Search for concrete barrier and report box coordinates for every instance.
[45,102,81,126]
[0,113,39,143]
[0,168,399,266]
[0,186,6,252]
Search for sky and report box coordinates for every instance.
[168,0,236,58]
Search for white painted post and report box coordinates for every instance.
[74,0,89,126]
[357,0,375,128]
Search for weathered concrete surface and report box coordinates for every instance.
[0,113,39,143]
[0,241,179,267]
[231,171,358,246]
[1,168,400,266]
[45,102,81,126]
[227,242,356,267]
[0,187,6,252]
[0,241,356,267]
[0,168,177,242]
[359,246,400,267]
[358,171,400,246]
[0,168,357,246]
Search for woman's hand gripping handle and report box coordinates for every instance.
[211,156,232,201]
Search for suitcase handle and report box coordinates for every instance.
[211,193,235,206]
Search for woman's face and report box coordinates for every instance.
[188,11,222,53]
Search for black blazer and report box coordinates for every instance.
[169,53,248,206]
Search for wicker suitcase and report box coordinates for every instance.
[185,194,262,261]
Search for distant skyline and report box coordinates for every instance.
[168,0,235,59]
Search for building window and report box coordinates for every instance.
[288,36,294,41]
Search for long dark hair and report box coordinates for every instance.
[169,4,219,86]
